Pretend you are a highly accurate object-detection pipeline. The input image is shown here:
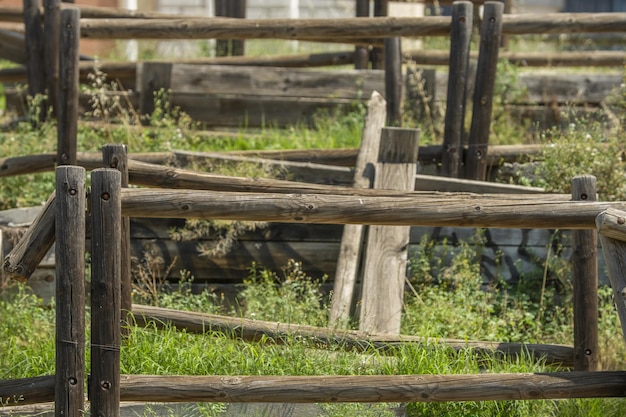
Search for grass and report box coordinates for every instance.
[2,55,626,416]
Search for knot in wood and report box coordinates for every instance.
[621,287,626,298]
[618,217,625,225]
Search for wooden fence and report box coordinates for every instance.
[2,2,626,414]
[3,164,626,413]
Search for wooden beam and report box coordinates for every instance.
[330,91,386,327]
[54,166,86,417]
[132,304,574,366]
[596,208,626,346]
[360,127,420,334]
[120,189,623,229]
[10,369,626,406]
[117,372,626,402]
[571,175,599,371]
[77,13,626,41]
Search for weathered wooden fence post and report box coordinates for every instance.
[57,7,80,166]
[139,62,172,124]
[572,175,599,371]
[442,1,473,178]
[43,0,60,118]
[329,91,386,328]
[384,37,402,126]
[23,0,46,122]
[354,0,370,69]
[102,144,132,327]
[215,0,246,56]
[90,169,122,417]
[466,1,503,181]
[596,208,626,346]
[371,0,388,70]
[359,127,420,334]
[55,165,86,417]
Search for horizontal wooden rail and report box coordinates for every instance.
[4,371,626,406]
[133,304,573,366]
[77,13,626,41]
[405,49,626,67]
[120,189,625,229]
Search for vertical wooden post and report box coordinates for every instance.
[442,1,473,178]
[466,1,503,181]
[139,62,172,123]
[371,0,388,70]
[384,37,402,126]
[231,0,246,56]
[354,0,370,69]
[215,0,246,56]
[102,145,132,327]
[23,0,46,122]
[90,169,122,417]
[572,175,599,371]
[329,91,387,328]
[55,165,86,417]
[57,7,80,166]
[359,127,420,335]
[43,0,60,118]
[596,209,626,346]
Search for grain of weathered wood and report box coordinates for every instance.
[384,38,402,125]
[442,1,473,178]
[103,145,132,320]
[572,176,599,371]
[3,192,56,281]
[360,127,420,334]
[596,208,626,242]
[0,29,27,64]
[466,2,503,181]
[15,370,626,405]
[57,7,80,165]
[23,0,45,102]
[120,189,621,229]
[43,0,60,118]
[117,371,626,403]
[404,49,626,67]
[90,169,122,417]
[77,13,626,41]
[330,92,386,327]
[132,304,574,366]
[169,65,385,100]
[0,375,55,406]
[54,166,86,417]
[597,232,626,346]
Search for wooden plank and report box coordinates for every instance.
[43,0,60,119]
[466,2,504,181]
[90,169,122,417]
[404,49,626,68]
[103,144,132,319]
[442,1,473,178]
[0,29,27,64]
[54,166,86,417]
[22,368,626,407]
[77,13,626,41]
[597,234,626,346]
[133,303,573,366]
[572,175,599,371]
[116,371,626,403]
[414,174,544,194]
[3,192,56,281]
[120,189,620,229]
[57,7,80,165]
[330,91,386,327]
[595,208,626,242]
[23,0,45,101]
[360,127,420,334]
[170,65,385,100]
[384,38,402,125]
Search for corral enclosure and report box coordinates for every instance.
[2,0,626,416]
